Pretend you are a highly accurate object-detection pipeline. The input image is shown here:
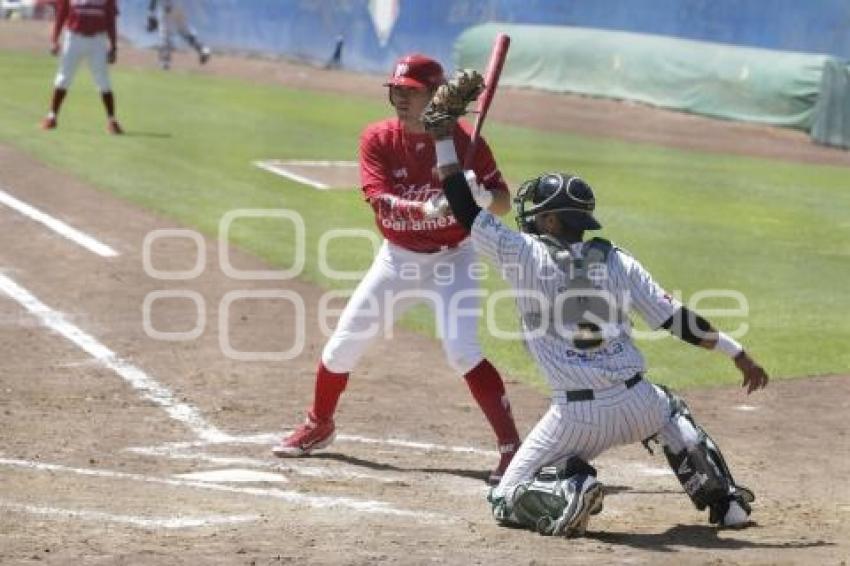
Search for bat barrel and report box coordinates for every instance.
[464,33,510,169]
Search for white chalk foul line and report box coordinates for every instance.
[254,160,329,190]
[0,457,445,520]
[0,189,118,257]
[1,502,258,529]
[174,469,288,483]
[135,432,499,457]
[0,273,227,443]
[336,434,497,456]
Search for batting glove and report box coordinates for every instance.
[422,194,451,219]
[465,170,493,209]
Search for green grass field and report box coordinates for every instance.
[2,50,849,391]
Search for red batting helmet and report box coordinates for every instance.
[384,54,445,90]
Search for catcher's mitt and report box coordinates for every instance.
[421,69,484,137]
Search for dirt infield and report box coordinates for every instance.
[2,20,849,565]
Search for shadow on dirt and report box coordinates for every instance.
[311,452,491,482]
[311,455,710,488]
[588,524,835,552]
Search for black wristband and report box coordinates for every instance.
[660,307,714,346]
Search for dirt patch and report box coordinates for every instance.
[3,19,849,167]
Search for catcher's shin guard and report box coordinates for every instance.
[656,386,755,523]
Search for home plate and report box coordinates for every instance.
[175,469,289,483]
[735,405,759,412]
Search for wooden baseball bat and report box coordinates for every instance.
[463,33,511,169]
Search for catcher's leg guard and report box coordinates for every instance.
[653,386,755,525]
[493,456,604,537]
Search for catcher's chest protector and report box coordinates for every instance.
[538,237,622,349]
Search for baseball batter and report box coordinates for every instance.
[147,0,211,70]
[273,55,521,485]
[426,96,768,534]
[42,0,122,134]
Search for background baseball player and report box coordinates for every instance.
[147,0,211,70]
[421,81,769,535]
[273,54,521,485]
[41,0,123,134]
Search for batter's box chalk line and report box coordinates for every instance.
[132,432,499,456]
[0,456,448,522]
[126,445,408,484]
[0,501,259,529]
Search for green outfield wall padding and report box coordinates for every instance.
[456,23,836,132]
[811,60,850,149]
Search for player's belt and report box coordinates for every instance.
[418,242,460,254]
[557,373,643,402]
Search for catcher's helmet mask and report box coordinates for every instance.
[515,173,602,234]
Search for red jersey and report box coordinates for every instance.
[360,118,508,253]
[53,0,118,45]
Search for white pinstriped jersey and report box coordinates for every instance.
[471,212,681,392]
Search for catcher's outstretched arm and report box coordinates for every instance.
[661,307,769,393]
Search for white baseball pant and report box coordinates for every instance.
[322,239,484,375]
[54,31,111,92]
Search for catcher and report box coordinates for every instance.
[420,72,769,536]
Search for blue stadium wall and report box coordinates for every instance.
[120,0,850,73]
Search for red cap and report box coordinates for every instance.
[384,54,445,90]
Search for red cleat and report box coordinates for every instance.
[272,410,336,457]
[41,116,57,130]
[107,119,124,135]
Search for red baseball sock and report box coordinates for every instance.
[464,359,520,450]
[311,362,348,422]
[50,88,67,115]
[101,91,115,118]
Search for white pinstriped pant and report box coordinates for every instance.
[493,378,700,499]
